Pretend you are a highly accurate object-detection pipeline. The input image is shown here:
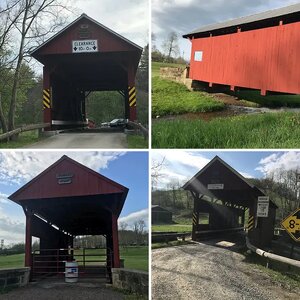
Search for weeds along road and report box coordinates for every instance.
[24,132,127,149]
[152,243,299,300]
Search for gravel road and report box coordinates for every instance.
[3,280,124,300]
[152,242,299,300]
[24,132,127,149]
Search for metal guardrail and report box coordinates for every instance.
[0,123,50,141]
[246,237,300,269]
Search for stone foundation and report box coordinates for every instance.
[0,268,30,291]
[111,268,148,295]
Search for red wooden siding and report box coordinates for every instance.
[38,18,136,56]
[189,22,300,94]
[11,158,125,201]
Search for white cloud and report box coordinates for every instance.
[256,152,300,177]
[119,208,148,229]
[0,214,25,245]
[152,151,210,189]
[240,172,254,179]
[0,192,9,204]
[75,0,148,46]
[0,151,125,185]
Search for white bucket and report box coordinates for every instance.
[65,261,78,283]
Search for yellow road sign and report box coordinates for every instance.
[281,208,300,242]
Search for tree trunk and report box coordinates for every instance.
[0,93,8,133]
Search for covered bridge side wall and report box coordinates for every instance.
[189,22,300,94]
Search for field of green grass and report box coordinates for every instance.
[152,76,225,117]
[152,112,300,148]
[0,246,148,272]
[152,224,192,232]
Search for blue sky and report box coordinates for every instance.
[152,151,300,189]
[0,151,148,245]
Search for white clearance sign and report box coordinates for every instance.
[207,184,224,190]
[257,196,269,217]
[72,40,98,53]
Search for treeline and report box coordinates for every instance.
[152,170,300,226]
[0,220,148,255]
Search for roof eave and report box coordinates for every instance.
[30,13,143,58]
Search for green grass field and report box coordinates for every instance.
[152,76,224,117]
[152,112,300,148]
[0,246,148,272]
[152,224,192,232]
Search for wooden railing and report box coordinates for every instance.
[0,123,50,141]
[127,121,148,140]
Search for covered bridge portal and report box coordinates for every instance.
[9,155,128,281]
[183,156,277,248]
[31,14,142,130]
[183,3,300,95]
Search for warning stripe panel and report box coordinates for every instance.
[192,213,198,225]
[128,86,137,107]
[247,215,254,230]
[43,89,51,109]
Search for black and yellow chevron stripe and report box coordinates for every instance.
[247,215,254,231]
[128,86,137,107]
[43,89,51,109]
[192,212,198,225]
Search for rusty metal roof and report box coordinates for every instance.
[183,3,300,38]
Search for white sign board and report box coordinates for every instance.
[257,196,269,217]
[194,51,203,61]
[72,40,98,53]
[207,183,224,190]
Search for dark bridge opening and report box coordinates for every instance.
[183,156,277,248]
[9,155,128,282]
[31,14,142,130]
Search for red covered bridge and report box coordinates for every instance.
[9,155,128,281]
[183,3,300,95]
[31,14,142,130]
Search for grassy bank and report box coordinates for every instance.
[152,112,300,148]
[152,76,224,117]
[127,134,148,149]
[0,246,148,272]
[236,90,300,108]
[0,130,42,149]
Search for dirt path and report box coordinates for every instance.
[3,280,124,300]
[152,243,299,300]
[24,132,127,149]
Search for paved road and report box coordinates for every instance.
[4,280,124,300]
[152,242,299,300]
[24,132,127,149]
